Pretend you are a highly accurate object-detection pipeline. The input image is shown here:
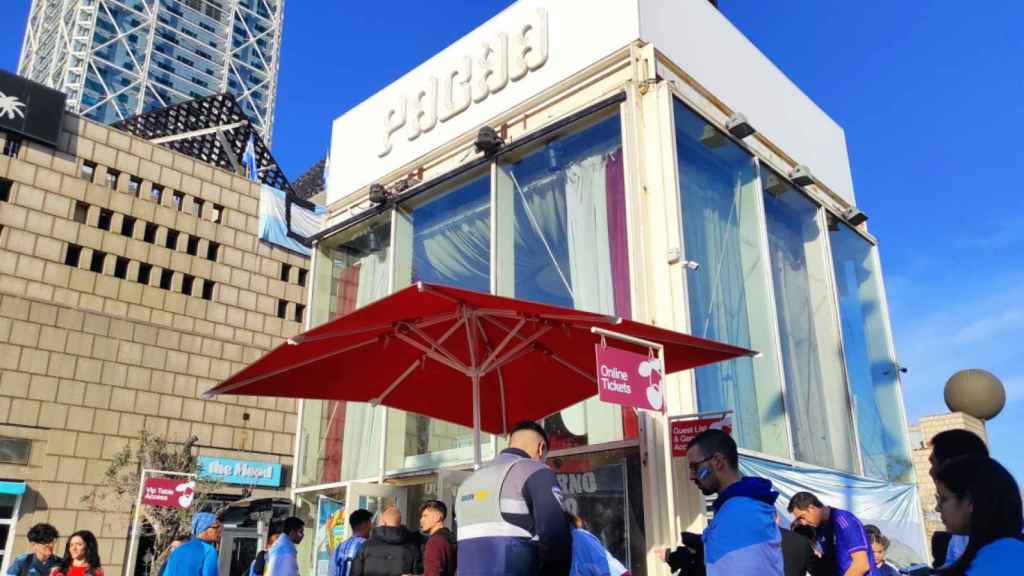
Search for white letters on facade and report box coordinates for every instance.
[379,7,549,158]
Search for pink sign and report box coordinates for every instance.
[670,414,733,457]
[141,477,195,509]
[594,344,665,413]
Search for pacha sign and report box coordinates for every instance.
[670,413,733,457]
[198,456,282,487]
[0,69,66,147]
[594,344,664,413]
[379,8,548,157]
[141,477,195,509]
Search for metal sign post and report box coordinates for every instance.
[123,469,196,576]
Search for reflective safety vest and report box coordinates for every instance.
[455,451,546,575]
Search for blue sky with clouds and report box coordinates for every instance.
[2,1,1020,481]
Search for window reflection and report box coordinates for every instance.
[829,223,913,481]
[392,173,492,467]
[762,170,858,472]
[673,101,789,458]
[300,219,392,487]
[496,113,634,450]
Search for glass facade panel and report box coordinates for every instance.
[762,170,858,472]
[391,172,492,469]
[549,448,646,576]
[829,223,913,481]
[299,219,391,487]
[496,113,636,450]
[673,101,789,457]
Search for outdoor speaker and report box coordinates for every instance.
[843,206,868,226]
[790,165,815,187]
[475,126,504,156]
[726,113,756,139]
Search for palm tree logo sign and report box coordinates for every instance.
[0,92,27,121]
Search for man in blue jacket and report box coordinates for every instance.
[456,420,571,576]
[6,523,60,576]
[266,517,304,576]
[661,429,784,576]
[164,513,222,576]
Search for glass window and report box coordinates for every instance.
[549,448,646,576]
[390,172,492,468]
[673,101,789,457]
[762,170,858,472]
[403,172,490,292]
[299,218,391,487]
[829,222,913,481]
[496,112,634,449]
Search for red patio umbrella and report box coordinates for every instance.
[205,282,754,467]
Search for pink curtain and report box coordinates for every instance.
[605,149,639,440]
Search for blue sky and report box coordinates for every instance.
[2,1,1020,482]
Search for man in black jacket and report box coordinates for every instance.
[350,507,422,576]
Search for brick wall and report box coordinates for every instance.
[0,116,309,575]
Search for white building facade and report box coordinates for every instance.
[291,1,919,574]
[17,0,283,143]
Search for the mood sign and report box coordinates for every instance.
[594,344,664,413]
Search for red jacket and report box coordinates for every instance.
[422,528,456,576]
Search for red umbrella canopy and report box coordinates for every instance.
[205,283,754,435]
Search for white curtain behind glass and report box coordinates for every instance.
[341,243,391,481]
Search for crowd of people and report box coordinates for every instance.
[8,424,1020,576]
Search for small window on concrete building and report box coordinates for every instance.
[181,274,195,295]
[73,201,90,224]
[186,235,199,256]
[129,176,142,196]
[294,304,305,323]
[138,263,152,285]
[201,280,215,301]
[0,178,11,202]
[2,135,22,158]
[144,223,158,244]
[65,244,83,267]
[159,269,174,290]
[277,299,287,319]
[121,216,137,237]
[0,436,31,465]
[206,241,220,261]
[81,160,97,182]
[192,198,204,217]
[297,268,307,287]
[280,263,291,282]
[106,168,120,189]
[90,250,107,273]
[212,203,224,223]
[114,257,129,279]
[97,209,113,231]
[165,230,179,250]
[173,191,185,211]
[151,185,164,204]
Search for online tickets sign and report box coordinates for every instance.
[594,345,664,413]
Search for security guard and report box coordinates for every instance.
[456,420,572,576]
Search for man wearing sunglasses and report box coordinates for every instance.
[659,429,784,576]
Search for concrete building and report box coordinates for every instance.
[908,412,988,549]
[0,97,307,573]
[17,0,284,143]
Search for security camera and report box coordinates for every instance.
[681,260,701,271]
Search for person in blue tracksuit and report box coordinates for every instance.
[163,514,221,576]
[330,509,373,576]
[788,492,879,576]
[660,429,784,576]
[455,420,571,576]
[933,455,1024,575]
[266,517,304,576]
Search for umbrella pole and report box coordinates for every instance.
[472,371,482,470]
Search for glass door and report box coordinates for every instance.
[218,528,259,576]
[341,483,408,539]
[437,469,472,531]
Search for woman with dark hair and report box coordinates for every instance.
[51,530,103,576]
[935,456,1024,575]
